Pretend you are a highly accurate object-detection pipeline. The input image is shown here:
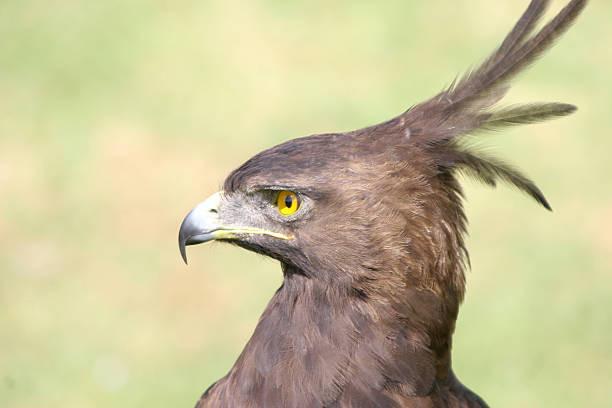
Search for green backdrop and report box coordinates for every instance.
[1,0,610,407]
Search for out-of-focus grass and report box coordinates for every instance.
[1,1,610,407]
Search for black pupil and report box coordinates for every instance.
[284,195,294,208]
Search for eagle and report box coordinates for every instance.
[178,1,587,407]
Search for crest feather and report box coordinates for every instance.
[382,0,587,208]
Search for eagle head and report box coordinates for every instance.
[179,126,471,297]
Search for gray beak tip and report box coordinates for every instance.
[179,238,189,265]
[181,245,189,265]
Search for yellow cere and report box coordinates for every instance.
[277,191,300,216]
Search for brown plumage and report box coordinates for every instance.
[177,1,588,407]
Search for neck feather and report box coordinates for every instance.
[208,262,459,406]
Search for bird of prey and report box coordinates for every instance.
[178,1,587,406]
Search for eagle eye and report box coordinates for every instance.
[276,191,300,216]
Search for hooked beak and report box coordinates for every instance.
[178,191,291,264]
[178,192,223,264]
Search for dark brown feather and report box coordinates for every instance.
[438,144,552,210]
[483,103,577,129]
[397,0,586,146]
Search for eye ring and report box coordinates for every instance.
[276,191,300,216]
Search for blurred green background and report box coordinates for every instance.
[1,0,610,407]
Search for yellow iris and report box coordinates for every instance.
[277,191,300,216]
